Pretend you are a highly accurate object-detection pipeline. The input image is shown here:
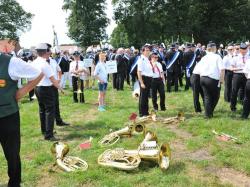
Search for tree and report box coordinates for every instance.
[63,0,109,47]
[0,0,33,40]
[111,0,250,46]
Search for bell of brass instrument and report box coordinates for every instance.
[74,75,83,94]
[97,148,141,171]
[51,142,88,172]
[99,123,146,147]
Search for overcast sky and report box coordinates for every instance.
[16,0,116,48]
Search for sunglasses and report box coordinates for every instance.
[236,48,240,50]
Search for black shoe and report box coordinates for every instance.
[45,136,59,141]
[57,121,70,126]
[161,108,166,111]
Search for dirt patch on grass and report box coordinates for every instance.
[167,124,193,139]
[205,166,250,187]
[36,172,56,187]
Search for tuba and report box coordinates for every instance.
[99,123,146,147]
[97,148,141,171]
[51,142,88,172]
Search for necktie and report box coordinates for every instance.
[46,59,50,64]
[243,56,245,63]
[75,61,78,71]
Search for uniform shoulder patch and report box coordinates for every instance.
[0,79,6,88]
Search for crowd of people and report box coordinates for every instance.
[1,40,250,186]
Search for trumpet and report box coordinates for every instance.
[155,112,185,124]
[51,142,88,172]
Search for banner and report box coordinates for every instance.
[83,59,93,67]
[106,60,117,74]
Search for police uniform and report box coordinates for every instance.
[230,43,249,111]
[190,61,204,112]
[137,54,153,117]
[0,53,41,186]
[199,43,224,118]
[223,46,234,102]
[242,58,250,118]
[151,58,166,111]
[69,54,85,103]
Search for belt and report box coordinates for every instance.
[36,85,53,88]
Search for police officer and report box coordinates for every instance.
[150,52,166,111]
[0,52,43,187]
[137,45,153,117]
[33,43,63,141]
[230,43,249,112]
[223,44,234,102]
[199,42,225,118]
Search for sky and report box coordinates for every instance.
[16,0,116,48]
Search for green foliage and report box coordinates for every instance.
[111,0,250,46]
[110,24,130,48]
[63,0,109,47]
[0,0,33,40]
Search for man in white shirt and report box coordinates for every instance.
[199,42,225,118]
[94,51,108,111]
[0,52,43,187]
[230,43,249,112]
[242,58,250,118]
[137,45,153,117]
[223,44,234,102]
[33,43,63,141]
[69,51,89,103]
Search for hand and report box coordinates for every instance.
[141,83,146,89]
[100,80,104,84]
[59,87,64,94]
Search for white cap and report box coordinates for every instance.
[35,43,48,50]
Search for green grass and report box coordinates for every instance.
[0,82,250,187]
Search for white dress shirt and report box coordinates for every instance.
[231,54,249,73]
[32,57,54,86]
[243,59,250,79]
[137,55,154,77]
[199,52,224,80]
[223,54,234,70]
[152,62,163,78]
[49,58,61,80]
[69,60,84,77]
[8,56,41,81]
[192,62,203,75]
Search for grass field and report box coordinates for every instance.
[1,82,250,187]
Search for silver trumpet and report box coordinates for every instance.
[51,142,88,172]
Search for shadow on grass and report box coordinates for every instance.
[167,161,186,174]
[0,184,7,187]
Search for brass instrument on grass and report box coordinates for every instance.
[98,132,171,171]
[155,112,185,124]
[51,142,88,172]
[74,75,83,94]
[97,148,141,171]
[99,123,146,147]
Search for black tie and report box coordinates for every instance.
[46,59,50,64]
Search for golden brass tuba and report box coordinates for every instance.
[155,112,185,124]
[99,123,146,147]
[51,142,88,172]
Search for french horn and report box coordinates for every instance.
[51,142,88,172]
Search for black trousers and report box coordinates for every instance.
[139,76,152,117]
[35,86,55,139]
[167,70,178,92]
[230,73,246,111]
[185,70,191,90]
[72,76,84,103]
[126,69,130,85]
[224,70,233,102]
[151,78,165,110]
[29,89,34,101]
[0,112,21,187]
[242,80,250,118]
[112,73,117,89]
[52,86,62,124]
[116,72,125,90]
[200,76,220,118]
[191,74,204,112]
